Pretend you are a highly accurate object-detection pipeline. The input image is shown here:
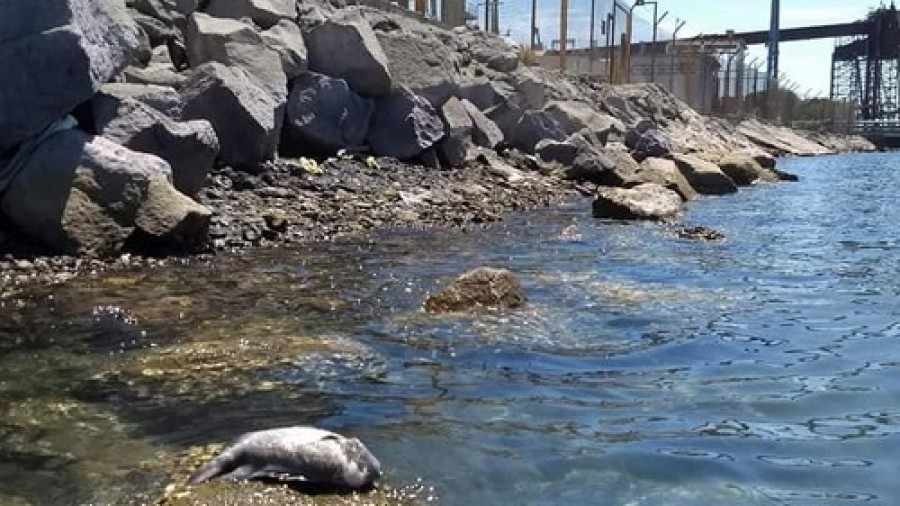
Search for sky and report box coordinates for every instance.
[492,0,880,97]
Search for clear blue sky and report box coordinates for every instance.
[493,0,880,97]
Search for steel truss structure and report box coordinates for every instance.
[831,5,900,120]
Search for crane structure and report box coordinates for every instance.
[831,4,900,121]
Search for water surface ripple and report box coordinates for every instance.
[2,153,900,505]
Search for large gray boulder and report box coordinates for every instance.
[592,183,683,221]
[305,17,393,97]
[717,152,779,185]
[0,0,142,152]
[437,97,475,167]
[99,82,182,117]
[625,124,672,160]
[180,62,284,171]
[566,148,642,187]
[637,157,697,201]
[205,0,297,29]
[123,63,188,89]
[282,72,373,155]
[672,153,739,195]
[185,12,286,97]
[261,20,308,80]
[377,30,460,106]
[368,90,445,160]
[511,111,566,154]
[462,99,503,149]
[1,130,210,255]
[544,101,625,143]
[424,267,526,312]
[85,93,219,196]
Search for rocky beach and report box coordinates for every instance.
[0,0,875,290]
[0,0,882,504]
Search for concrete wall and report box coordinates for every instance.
[535,51,720,114]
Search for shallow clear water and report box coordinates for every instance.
[2,152,900,505]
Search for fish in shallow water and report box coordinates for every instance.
[188,426,382,489]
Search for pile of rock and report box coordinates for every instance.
[0,0,874,259]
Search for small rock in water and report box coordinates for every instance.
[676,226,725,241]
[556,224,582,242]
[424,266,526,312]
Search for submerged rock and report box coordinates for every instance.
[424,267,526,312]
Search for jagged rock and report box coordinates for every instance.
[99,82,182,117]
[717,153,779,185]
[471,44,518,73]
[180,62,283,171]
[85,93,219,196]
[368,89,445,159]
[625,126,672,160]
[282,72,373,155]
[261,20,307,80]
[436,97,474,166]
[751,151,776,169]
[377,30,461,106]
[461,99,503,149]
[305,16,393,97]
[535,139,578,166]
[123,64,188,89]
[1,130,210,255]
[185,13,286,97]
[592,183,682,221]
[566,148,641,187]
[0,0,141,152]
[773,168,800,181]
[441,97,474,136]
[510,70,546,110]
[458,79,508,111]
[601,94,640,124]
[205,0,297,29]
[424,267,526,312]
[672,153,739,195]
[637,157,697,201]
[486,100,524,142]
[129,8,180,47]
[544,101,625,143]
[511,111,565,154]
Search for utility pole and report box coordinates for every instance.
[652,9,667,83]
[530,0,537,49]
[589,0,596,74]
[767,0,780,118]
[484,0,490,33]
[559,0,569,72]
[491,0,499,34]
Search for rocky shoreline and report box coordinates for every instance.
[0,0,876,295]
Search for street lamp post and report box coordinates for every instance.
[627,1,659,84]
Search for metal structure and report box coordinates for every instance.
[830,4,900,121]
